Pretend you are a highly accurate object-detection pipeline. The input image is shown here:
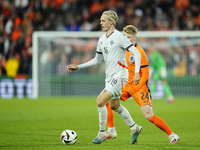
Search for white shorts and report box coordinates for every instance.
[105,78,127,99]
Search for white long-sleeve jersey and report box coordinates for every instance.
[78,30,141,82]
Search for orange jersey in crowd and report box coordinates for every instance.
[121,44,151,106]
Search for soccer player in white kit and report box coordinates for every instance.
[67,10,142,144]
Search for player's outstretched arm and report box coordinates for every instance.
[67,53,103,72]
[67,64,78,72]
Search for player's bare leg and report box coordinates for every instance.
[109,99,143,144]
[93,90,112,144]
[141,105,179,143]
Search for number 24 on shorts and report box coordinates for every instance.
[140,92,149,100]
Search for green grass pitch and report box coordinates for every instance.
[0,97,200,150]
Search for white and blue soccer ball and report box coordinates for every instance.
[60,129,77,145]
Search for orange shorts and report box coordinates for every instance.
[121,82,152,106]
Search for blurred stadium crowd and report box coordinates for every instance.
[0,0,200,77]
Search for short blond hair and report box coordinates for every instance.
[123,25,138,35]
[102,10,118,27]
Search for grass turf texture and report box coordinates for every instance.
[0,97,199,150]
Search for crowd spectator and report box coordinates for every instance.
[5,54,19,77]
[0,0,199,76]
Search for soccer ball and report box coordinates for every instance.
[60,129,77,145]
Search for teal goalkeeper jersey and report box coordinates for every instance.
[149,51,166,69]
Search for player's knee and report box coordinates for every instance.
[143,112,153,120]
[96,101,104,107]
[109,102,120,110]
[109,105,117,110]
[141,105,154,120]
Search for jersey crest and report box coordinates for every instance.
[129,55,135,64]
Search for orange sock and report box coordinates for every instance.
[149,114,172,136]
[106,103,115,127]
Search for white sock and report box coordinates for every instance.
[108,127,116,133]
[98,106,107,134]
[169,132,175,137]
[114,104,136,130]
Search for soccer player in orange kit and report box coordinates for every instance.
[106,25,180,143]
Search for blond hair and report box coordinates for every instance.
[102,10,118,27]
[123,25,138,35]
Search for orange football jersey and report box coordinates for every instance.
[126,44,149,82]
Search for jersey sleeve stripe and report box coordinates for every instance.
[140,65,149,68]
[145,79,151,93]
[118,61,128,69]
[96,51,102,54]
[146,79,152,102]
[125,44,133,51]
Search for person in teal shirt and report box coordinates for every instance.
[148,43,174,103]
